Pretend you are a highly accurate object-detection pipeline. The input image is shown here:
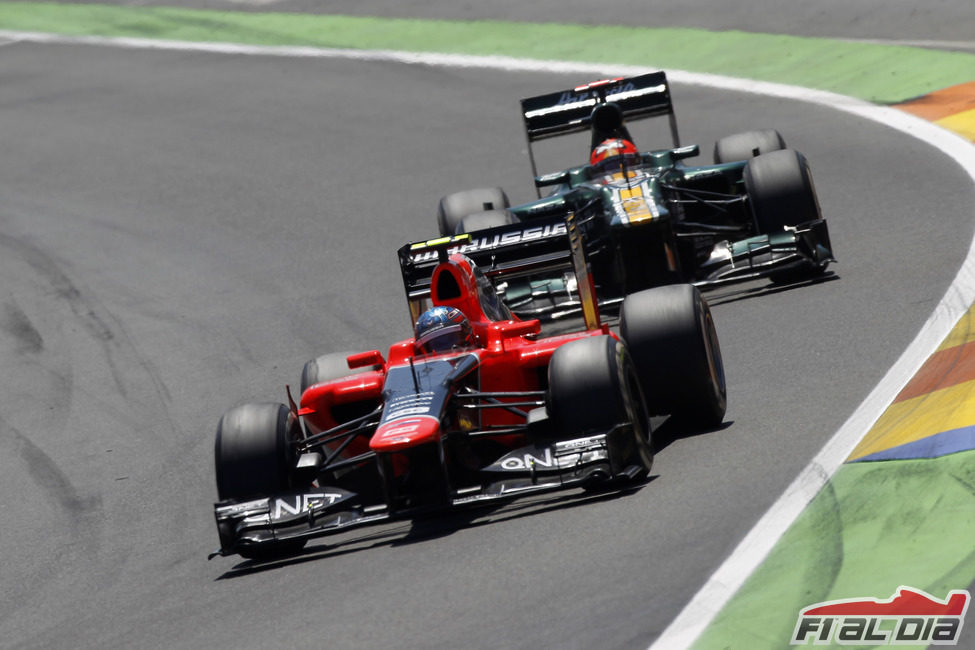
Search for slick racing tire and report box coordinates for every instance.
[619,284,726,430]
[300,351,377,395]
[437,187,510,236]
[713,129,786,164]
[456,208,519,234]
[301,351,381,437]
[547,336,653,485]
[214,402,306,559]
[743,149,821,234]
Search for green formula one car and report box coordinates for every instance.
[431,71,834,320]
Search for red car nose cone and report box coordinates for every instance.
[371,416,440,453]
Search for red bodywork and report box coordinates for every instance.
[298,253,611,459]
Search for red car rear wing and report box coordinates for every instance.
[399,211,601,331]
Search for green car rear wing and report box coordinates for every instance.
[519,71,681,181]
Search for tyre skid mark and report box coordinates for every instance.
[0,232,178,434]
[0,412,99,627]
[0,416,101,527]
[0,231,188,616]
[1,299,44,354]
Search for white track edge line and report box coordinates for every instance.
[5,28,975,650]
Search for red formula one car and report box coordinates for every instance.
[210,226,725,560]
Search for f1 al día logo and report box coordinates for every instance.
[791,586,970,645]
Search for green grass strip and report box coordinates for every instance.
[692,449,975,649]
[1,2,974,104]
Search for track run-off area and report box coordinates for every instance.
[1,5,975,649]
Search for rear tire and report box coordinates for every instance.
[548,336,653,484]
[214,402,306,559]
[300,351,375,395]
[437,187,510,236]
[619,284,726,430]
[301,351,380,438]
[713,129,786,163]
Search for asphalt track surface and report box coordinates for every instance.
[1,35,973,649]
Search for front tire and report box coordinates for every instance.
[619,284,726,430]
[744,149,826,282]
[744,149,821,234]
[547,336,653,484]
[214,402,306,559]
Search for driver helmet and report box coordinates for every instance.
[589,138,640,168]
[414,306,475,354]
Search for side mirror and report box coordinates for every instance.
[671,144,701,161]
[501,319,541,339]
[347,350,385,370]
[534,170,571,189]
